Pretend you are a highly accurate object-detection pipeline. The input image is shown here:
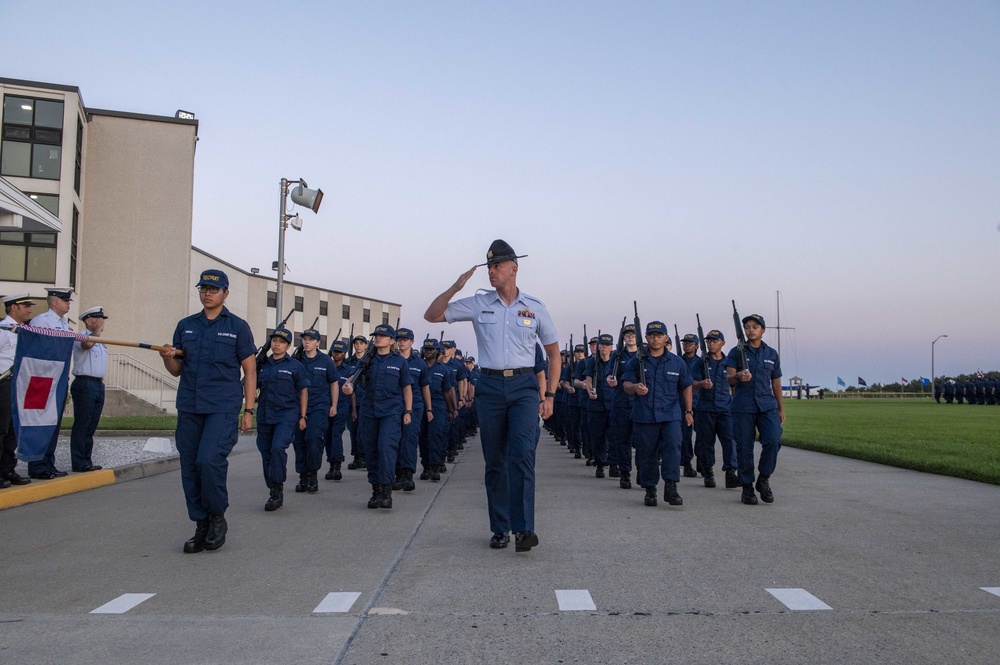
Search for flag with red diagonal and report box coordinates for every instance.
[12,327,73,461]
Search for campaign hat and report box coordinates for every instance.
[478,239,527,267]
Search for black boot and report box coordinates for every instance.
[619,471,632,490]
[438,463,447,473]
[183,519,209,553]
[741,483,758,505]
[392,470,404,491]
[431,466,441,482]
[294,474,308,493]
[725,468,740,489]
[704,471,716,488]
[368,484,381,509]
[609,464,620,478]
[333,462,342,481]
[379,484,393,509]
[265,484,284,511]
[755,475,774,503]
[644,486,657,507]
[663,481,683,506]
[204,514,227,550]
[307,471,319,493]
[325,464,336,480]
[683,463,698,478]
[595,464,605,479]
[419,466,430,480]
[402,469,416,492]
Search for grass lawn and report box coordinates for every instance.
[782,399,1000,485]
[62,415,178,431]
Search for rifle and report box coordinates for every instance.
[294,316,320,360]
[327,327,342,356]
[610,316,627,379]
[732,300,748,371]
[583,325,589,358]
[696,313,711,382]
[674,324,682,357]
[345,333,377,389]
[256,308,294,372]
[633,301,646,386]
[592,328,603,398]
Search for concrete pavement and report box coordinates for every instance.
[1,430,998,664]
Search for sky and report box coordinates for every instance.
[3,0,998,387]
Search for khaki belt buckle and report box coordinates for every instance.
[502,369,514,377]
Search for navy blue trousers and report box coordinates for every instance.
[257,420,296,486]
[397,408,423,472]
[680,419,695,466]
[360,412,402,485]
[694,410,737,472]
[176,412,239,521]
[607,406,633,473]
[633,420,682,487]
[293,410,327,473]
[586,408,610,466]
[476,374,539,534]
[325,413,348,463]
[70,377,105,470]
[733,409,782,484]
[565,404,581,452]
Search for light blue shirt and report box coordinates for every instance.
[72,330,108,378]
[445,289,558,370]
[30,309,71,331]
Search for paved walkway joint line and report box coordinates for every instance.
[766,588,833,611]
[556,589,597,611]
[314,592,362,613]
[90,593,156,614]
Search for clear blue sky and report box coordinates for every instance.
[4,0,998,386]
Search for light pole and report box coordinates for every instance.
[275,177,323,327]
[931,334,947,394]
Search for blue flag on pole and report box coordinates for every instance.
[837,377,846,387]
[921,377,930,386]
[858,377,868,387]
[12,328,74,462]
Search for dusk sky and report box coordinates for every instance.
[3,1,997,388]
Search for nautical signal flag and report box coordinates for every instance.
[12,328,73,461]
[858,377,868,386]
[837,377,846,387]
[921,377,930,386]
[902,377,909,385]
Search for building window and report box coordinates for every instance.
[26,193,58,215]
[74,117,83,195]
[266,291,276,308]
[0,231,57,282]
[363,308,370,323]
[382,312,389,325]
[319,300,328,316]
[294,296,304,312]
[319,335,328,348]
[69,206,79,289]
[1,96,63,180]
[342,304,350,319]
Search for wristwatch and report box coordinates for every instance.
[245,409,255,415]
[685,410,694,415]
[404,409,413,414]
[545,391,556,398]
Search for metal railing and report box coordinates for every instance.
[105,353,179,413]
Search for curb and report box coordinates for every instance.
[0,455,180,511]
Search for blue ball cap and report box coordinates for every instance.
[422,338,443,352]
[196,269,229,289]
[373,324,395,338]
[681,333,699,344]
[442,340,456,349]
[573,344,585,352]
[742,314,766,329]
[598,333,614,345]
[396,328,415,340]
[270,327,292,343]
[330,340,348,353]
[645,321,667,335]
[705,329,725,342]
[300,328,321,340]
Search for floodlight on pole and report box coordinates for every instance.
[276,177,324,326]
[931,334,947,394]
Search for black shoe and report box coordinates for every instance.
[741,484,758,505]
[379,485,393,509]
[683,464,698,478]
[419,467,430,481]
[295,474,308,493]
[447,455,456,464]
[307,471,319,493]
[595,465,605,479]
[347,457,361,470]
[664,481,683,506]
[51,468,68,477]
[358,458,366,469]
[457,442,465,450]
[619,472,632,490]
[438,463,447,474]
[490,532,510,549]
[391,472,404,492]
[514,531,539,552]
[585,458,592,466]
[402,470,415,492]
[574,451,582,459]
[755,475,774,503]
[333,462,342,481]
[368,484,381,509]
[3,471,29,485]
[644,486,657,507]
[704,472,716,488]
[430,468,441,482]
[0,477,9,489]
[265,484,284,511]
[325,465,336,480]
[183,519,210,553]
[28,472,57,480]
[609,465,620,478]
[204,515,227,550]
[725,469,740,489]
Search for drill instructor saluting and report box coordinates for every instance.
[425,240,560,553]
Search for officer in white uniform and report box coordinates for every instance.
[0,294,35,486]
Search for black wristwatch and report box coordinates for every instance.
[404,409,413,414]
[685,410,694,415]
[545,391,556,398]
[245,409,255,415]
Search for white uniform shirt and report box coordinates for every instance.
[445,289,558,370]
[0,315,18,374]
[72,330,108,378]
[30,309,71,331]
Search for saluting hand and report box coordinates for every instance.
[453,265,478,291]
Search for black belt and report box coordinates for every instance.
[74,375,104,382]
[480,367,534,377]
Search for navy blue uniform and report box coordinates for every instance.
[256,354,309,487]
[172,307,255,522]
[583,354,614,469]
[725,342,782,485]
[399,353,430,474]
[679,353,700,470]
[292,352,339,475]
[607,348,637,477]
[357,352,413,485]
[421,360,455,470]
[691,354,737,474]
[326,360,352,464]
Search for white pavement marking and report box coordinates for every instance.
[313,592,362,613]
[555,589,597,611]
[90,593,156,614]
[766,588,833,611]
[981,587,1000,598]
